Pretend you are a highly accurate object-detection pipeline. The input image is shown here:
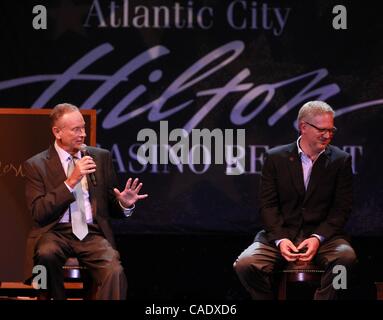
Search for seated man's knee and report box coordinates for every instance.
[110,262,124,276]
[233,256,255,276]
[35,242,62,263]
[338,247,357,267]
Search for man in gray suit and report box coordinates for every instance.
[234,101,357,299]
[24,103,148,299]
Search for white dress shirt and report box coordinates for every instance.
[55,142,94,224]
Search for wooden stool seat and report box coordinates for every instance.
[63,257,86,279]
[39,257,97,299]
[278,262,324,300]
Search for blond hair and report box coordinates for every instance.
[297,101,334,123]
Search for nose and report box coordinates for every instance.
[322,131,331,139]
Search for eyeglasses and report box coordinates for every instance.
[70,127,86,135]
[304,121,337,135]
[59,126,86,135]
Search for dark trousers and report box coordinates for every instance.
[34,223,127,300]
[233,234,357,300]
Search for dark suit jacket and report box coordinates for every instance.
[255,142,353,246]
[23,145,124,280]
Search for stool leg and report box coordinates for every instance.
[278,274,287,300]
[81,270,97,300]
[37,290,51,300]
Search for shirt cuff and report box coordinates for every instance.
[310,234,325,243]
[119,201,135,217]
[64,182,74,193]
[275,238,289,247]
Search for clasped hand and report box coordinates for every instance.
[279,237,320,262]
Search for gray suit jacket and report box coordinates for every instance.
[23,145,124,280]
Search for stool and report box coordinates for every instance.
[63,257,97,299]
[278,262,324,300]
[38,257,97,300]
[375,282,383,300]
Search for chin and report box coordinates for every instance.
[318,143,328,150]
[73,143,82,150]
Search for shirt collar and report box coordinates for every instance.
[54,141,81,162]
[296,136,325,161]
[297,136,304,156]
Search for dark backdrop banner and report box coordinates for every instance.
[1,0,382,236]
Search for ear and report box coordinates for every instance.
[298,121,305,133]
[52,126,61,140]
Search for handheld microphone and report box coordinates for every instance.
[80,144,97,186]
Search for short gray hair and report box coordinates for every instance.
[297,100,334,123]
[50,103,79,127]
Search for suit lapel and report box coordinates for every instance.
[303,147,332,204]
[46,146,67,187]
[45,146,71,222]
[286,144,306,197]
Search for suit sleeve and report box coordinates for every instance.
[105,151,126,218]
[24,160,75,227]
[313,155,353,239]
[259,153,290,242]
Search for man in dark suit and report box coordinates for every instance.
[234,100,357,299]
[24,103,148,299]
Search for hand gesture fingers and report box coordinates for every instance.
[137,192,148,200]
[125,178,132,190]
[117,178,148,208]
[131,178,139,190]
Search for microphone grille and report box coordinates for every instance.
[80,144,87,153]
